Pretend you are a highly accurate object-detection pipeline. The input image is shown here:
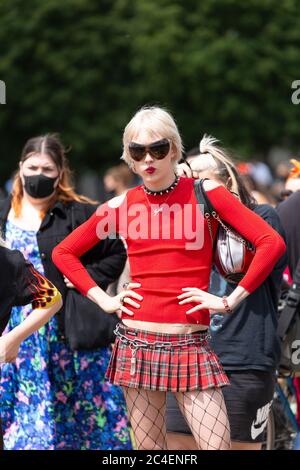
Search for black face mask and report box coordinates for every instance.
[23,174,58,199]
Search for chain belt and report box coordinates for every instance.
[114,323,210,376]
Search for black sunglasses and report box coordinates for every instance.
[128,138,171,162]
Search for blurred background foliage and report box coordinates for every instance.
[0,0,300,184]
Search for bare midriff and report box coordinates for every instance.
[122,319,208,334]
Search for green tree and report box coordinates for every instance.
[0,0,300,185]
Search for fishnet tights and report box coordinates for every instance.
[123,387,231,450]
[175,389,231,450]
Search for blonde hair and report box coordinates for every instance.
[190,135,256,207]
[121,106,183,166]
[190,135,239,194]
[11,134,98,219]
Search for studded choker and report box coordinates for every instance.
[142,174,180,196]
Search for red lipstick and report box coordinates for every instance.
[145,167,156,174]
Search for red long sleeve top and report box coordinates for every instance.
[52,177,286,326]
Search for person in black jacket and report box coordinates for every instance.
[0,239,62,450]
[0,134,131,450]
[167,136,287,450]
[277,190,300,281]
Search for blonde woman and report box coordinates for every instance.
[53,107,285,450]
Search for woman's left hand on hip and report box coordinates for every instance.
[178,288,228,315]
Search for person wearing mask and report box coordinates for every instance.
[53,107,285,450]
[0,134,131,450]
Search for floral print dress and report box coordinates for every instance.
[0,220,132,450]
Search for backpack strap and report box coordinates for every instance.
[194,178,218,243]
[194,178,216,215]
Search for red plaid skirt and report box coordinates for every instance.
[106,324,229,392]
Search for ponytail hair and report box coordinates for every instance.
[190,134,256,208]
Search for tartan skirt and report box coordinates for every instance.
[106,324,229,392]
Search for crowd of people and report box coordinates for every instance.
[0,106,299,451]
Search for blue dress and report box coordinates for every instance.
[0,220,132,450]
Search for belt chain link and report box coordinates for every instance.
[114,324,210,376]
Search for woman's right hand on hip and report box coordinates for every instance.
[101,282,143,316]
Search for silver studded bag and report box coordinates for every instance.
[194,179,255,283]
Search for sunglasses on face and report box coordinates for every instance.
[128,138,171,162]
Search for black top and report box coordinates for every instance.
[277,191,300,284]
[0,246,59,335]
[0,197,127,337]
[209,204,287,371]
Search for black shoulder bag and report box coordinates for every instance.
[64,206,119,351]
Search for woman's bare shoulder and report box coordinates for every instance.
[107,193,127,209]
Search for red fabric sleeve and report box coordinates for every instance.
[206,185,286,293]
[52,202,118,296]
